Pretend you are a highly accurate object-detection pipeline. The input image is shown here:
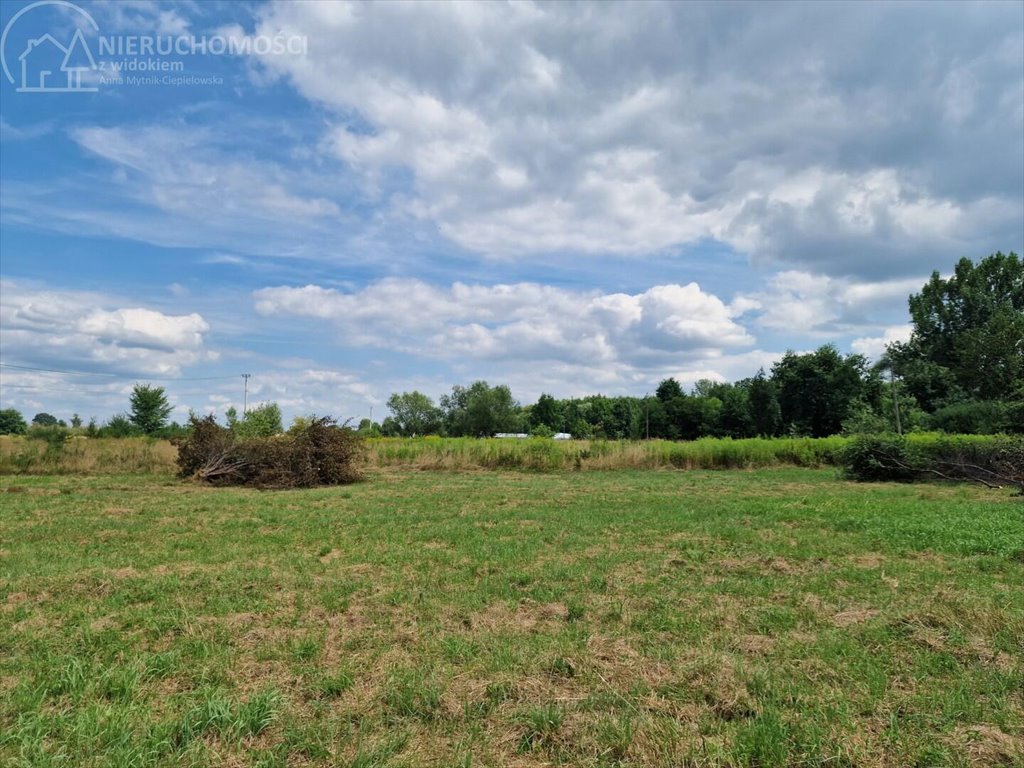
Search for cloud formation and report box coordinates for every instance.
[735,271,924,335]
[254,278,754,370]
[241,0,1023,273]
[0,280,214,376]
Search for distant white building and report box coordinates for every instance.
[552,433,572,440]
[494,432,529,439]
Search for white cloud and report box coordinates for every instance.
[0,124,363,260]
[851,325,913,360]
[91,0,194,36]
[0,280,215,376]
[253,278,754,371]
[222,368,379,421]
[71,124,342,222]
[235,0,1022,271]
[736,271,923,334]
[77,308,207,352]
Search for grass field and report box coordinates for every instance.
[1,433,1013,476]
[1,469,1022,767]
[0,435,851,475]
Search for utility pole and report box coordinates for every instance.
[242,373,251,413]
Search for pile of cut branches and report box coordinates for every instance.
[841,433,1024,494]
[176,415,363,488]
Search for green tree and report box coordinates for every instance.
[719,386,755,438]
[233,402,284,438]
[656,378,683,403]
[747,369,782,437]
[889,252,1023,408]
[70,413,82,429]
[386,391,443,436]
[772,346,869,437]
[441,381,519,437]
[32,412,58,426]
[0,408,28,435]
[128,384,174,435]
[357,418,381,437]
[530,394,563,432]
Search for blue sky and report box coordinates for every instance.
[1,0,1022,424]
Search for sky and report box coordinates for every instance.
[1,0,1022,425]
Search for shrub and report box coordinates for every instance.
[839,434,918,482]
[100,414,143,438]
[227,403,284,439]
[0,409,28,435]
[175,415,362,488]
[26,423,71,449]
[927,400,1013,434]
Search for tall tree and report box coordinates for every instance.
[719,386,755,438]
[747,369,782,436]
[386,391,443,436]
[889,252,1023,408]
[655,378,683,403]
[772,346,869,437]
[441,381,519,437]
[32,412,58,426]
[530,394,563,432]
[128,384,173,434]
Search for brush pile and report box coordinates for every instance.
[840,433,1024,494]
[176,415,362,488]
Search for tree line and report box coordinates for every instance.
[380,253,1022,439]
[1,253,1020,440]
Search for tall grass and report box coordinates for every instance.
[2,432,1010,475]
[366,435,850,471]
[0,436,178,475]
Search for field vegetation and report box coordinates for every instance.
[1,468,1021,767]
[3,433,1021,479]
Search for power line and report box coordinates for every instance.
[0,363,242,381]
[0,381,123,391]
[0,364,116,377]
[0,383,120,395]
[0,382,230,393]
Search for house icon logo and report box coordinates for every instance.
[1,1,99,93]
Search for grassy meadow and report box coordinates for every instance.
[2,433,1012,476]
[1,468,1022,767]
[0,434,854,475]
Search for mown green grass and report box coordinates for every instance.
[1,469,1022,767]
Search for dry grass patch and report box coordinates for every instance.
[953,725,1024,767]
[832,608,881,627]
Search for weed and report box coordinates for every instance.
[518,703,565,752]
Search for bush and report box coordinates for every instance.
[0,409,28,435]
[839,434,918,482]
[176,415,363,488]
[228,403,284,439]
[927,400,1013,435]
[99,414,143,438]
